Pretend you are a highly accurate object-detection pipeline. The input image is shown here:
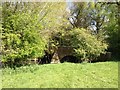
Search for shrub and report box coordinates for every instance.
[61,28,108,61]
[2,3,46,66]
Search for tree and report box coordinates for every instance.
[67,1,120,57]
[60,28,108,61]
[43,2,108,61]
[104,1,120,56]
[2,2,47,66]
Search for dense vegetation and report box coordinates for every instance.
[1,1,120,67]
[59,28,107,61]
[2,3,47,67]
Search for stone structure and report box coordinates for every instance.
[51,46,112,63]
[25,48,112,64]
[51,46,75,63]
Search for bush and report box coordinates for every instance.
[61,28,108,61]
[2,3,46,66]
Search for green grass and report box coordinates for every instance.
[2,61,118,88]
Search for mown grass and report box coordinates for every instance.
[2,61,118,88]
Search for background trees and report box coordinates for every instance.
[104,2,120,57]
[67,1,120,57]
[1,1,119,67]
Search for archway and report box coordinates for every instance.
[60,55,80,63]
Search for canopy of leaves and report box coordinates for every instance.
[2,1,119,66]
[2,2,46,63]
[67,2,120,57]
[60,28,108,61]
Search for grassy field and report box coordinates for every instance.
[2,61,118,88]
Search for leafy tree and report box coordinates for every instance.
[39,2,69,53]
[104,2,120,56]
[2,2,46,66]
[42,2,108,61]
[60,28,108,61]
[67,2,120,58]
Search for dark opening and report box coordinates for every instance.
[60,55,80,63]
[38,51,54,64]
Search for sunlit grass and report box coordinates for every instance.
[2,61,118,88]
[0,69,2,89]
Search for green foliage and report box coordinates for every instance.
[66,2,120,59]
[104,3,120,56]
[2,3,46,63]
[61,28,108,61]
[73,2,120,58]
[2,2,119,65]
[38,2,69,53]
